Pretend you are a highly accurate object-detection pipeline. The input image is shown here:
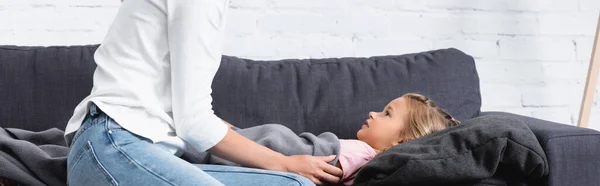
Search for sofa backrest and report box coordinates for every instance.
[0,45,481,139]
[1,45,98,132]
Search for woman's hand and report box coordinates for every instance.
[283,155,343,185]
[208,127,342,185]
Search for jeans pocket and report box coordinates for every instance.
[68,141,118,186]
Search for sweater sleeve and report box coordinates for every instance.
[166,0,230,152]
[337,139,378,185]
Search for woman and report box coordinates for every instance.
[64,0,342,185]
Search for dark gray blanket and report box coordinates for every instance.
[181,124,341,166]
[0,128,68,186]
[0,124,340,186]
[353,115,549,186]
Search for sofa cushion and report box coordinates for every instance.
[212,48,481,139]
[0,45,481,139]
[0,45,98,132]
[480,112,600,186]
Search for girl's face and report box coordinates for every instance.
[357,97,409,151]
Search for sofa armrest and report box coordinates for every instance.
[480,111,600,186]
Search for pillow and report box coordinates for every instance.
[353,115,548,186]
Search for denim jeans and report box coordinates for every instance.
[67,104,314,186]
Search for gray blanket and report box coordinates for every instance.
[0,124,340,186]
[0,127,68,186]
[181,124,341,166]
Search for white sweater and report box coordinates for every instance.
[65,0,231,156]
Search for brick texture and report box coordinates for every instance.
[1,0,599,130]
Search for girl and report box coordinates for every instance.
[211,93,461,185]
[336,93,461,185]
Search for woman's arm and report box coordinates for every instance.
[165,0,341,184]
[209,127,342,185]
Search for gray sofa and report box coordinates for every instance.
[0,45,599,186]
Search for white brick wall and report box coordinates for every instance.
[1,0,600,130]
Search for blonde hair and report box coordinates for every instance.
[400,93,460,142]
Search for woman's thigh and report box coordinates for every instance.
[196,164,315,186]
[67,112,314,186]
[67,113,222,186]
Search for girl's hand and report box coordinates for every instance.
[283,155,343,185]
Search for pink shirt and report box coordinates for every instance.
[338,139,378,185]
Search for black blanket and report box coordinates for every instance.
[353,115,549,186]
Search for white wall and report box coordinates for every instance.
[1,0,599,130]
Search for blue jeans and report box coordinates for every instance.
[67,104,314,186]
